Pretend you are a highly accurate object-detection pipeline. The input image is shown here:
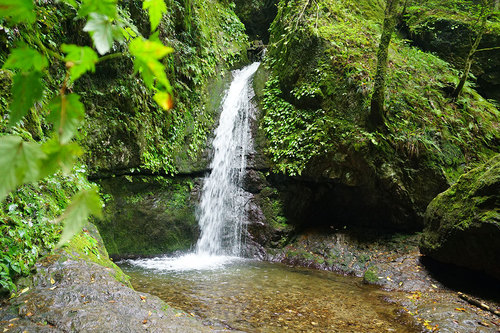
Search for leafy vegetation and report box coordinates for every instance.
[0,0,248,294]
[262,0,499,178]
[0,0,175,293]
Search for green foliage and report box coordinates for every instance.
[0,136,46,198]
[47,94,85,144]
[8,71,44,127]
[2,46,48,72]
[78,0,117,19]
[129,37,173,98]
[0,0,173,293]
[83,13,117,55]
[61,44,98,82]
[57,186,102,247]
[0,0,35,24]
[0,172,89,292]
[264,0,499,179]
[143,0,167,31]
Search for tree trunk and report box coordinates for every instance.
[452,1,490,98]
[369,0,400,130]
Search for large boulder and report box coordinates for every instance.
[420,154,500,279]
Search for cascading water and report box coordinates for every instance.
[127,62,260,271]
[196,62,260,256]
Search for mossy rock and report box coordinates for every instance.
[94,176,200,257]
[420,154,500,279]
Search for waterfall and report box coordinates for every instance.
[196,62,260,256]
[126,63,260,271]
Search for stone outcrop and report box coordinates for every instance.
[421,154,500,279]
[0,224,213,332]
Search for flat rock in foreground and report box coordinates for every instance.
[0,252,212,332]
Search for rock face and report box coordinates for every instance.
[95,176,202,258]
[0,225,212,332]
[421,154,500,279]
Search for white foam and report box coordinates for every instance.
[126,253,244,272]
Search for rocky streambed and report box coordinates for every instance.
[266,229,500,332]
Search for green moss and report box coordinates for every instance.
[363,266,379,284]
[63,224,130,286]
[95,176,199,256]
[263,0,499,179]
[421,154,500,278]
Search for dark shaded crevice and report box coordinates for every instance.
[267,174,422,233]
[233,0,279,44]
[420,256,500,303]
[88,166,270,181]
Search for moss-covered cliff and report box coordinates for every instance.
[258,0,499,232]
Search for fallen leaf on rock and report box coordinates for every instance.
[142,319,147,324]
[431,284,438,289]
[478,321,489,327]
[455,308,467,312]
[50,278,55,285]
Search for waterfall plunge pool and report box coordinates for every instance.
[118,257,419,332]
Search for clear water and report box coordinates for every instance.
[119,259,419,332]
[196,62,260,256]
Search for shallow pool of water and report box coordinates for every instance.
[119,256,419,332]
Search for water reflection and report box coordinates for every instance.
[119,259,418,332]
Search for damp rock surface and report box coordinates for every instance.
[0,244,214,332]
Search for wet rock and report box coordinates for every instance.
[242,169,267,193]
[0,232,213,332]
[421,154,500,280]
[95,176,202,257]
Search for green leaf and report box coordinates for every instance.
[129,38,173,90]
[0,0,35,24]
[61,44,98,81]
[56,186,102,247]
[83,13,114,55]
[8,71,44,127]
[78,0,117,18]
[40,138,82,177]
[143,0,167,31]
[0,136,46,199]
[47,94,85,144]
[2,46,48,72]
[153,91,173,110]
